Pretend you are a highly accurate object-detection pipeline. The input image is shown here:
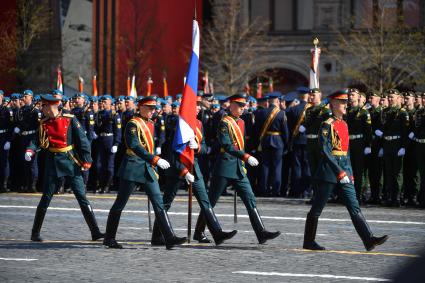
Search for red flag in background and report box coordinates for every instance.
[78,75,84,93]
[92,75,98,96]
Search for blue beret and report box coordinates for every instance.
[23,89,33,96]
[267,91,283,98]
[0,90,4,95]
[125,96,135,101]
[62,96,70,102]
[155,105,161,110]
[11,93,21,99]
[212,103,220,109]
[176,93,183,98]
[296,86,310,94]
[247,96,257,103]
[257,95,269,102]
[172,101,181,107]
[34,95,41,102]
[41,94,61,103]
[284,91,298,102]
[101,95,112,100]
[90,96,99,102]
[4,97,10,102]
[117,95,125,101]
[74,92,87,98]
[52,89,63,96]
[165,96,172,100]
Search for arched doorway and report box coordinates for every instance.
[249,68,308,94]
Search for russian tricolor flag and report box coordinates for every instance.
[172,19,200,169]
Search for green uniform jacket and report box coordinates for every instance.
[314,117,353,184]
[345,106,372,147]
[381,106,409,147]
[27,113,92,178]
[213,115,250,179]
[118,116,160,183]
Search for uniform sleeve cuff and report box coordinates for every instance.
[337,171,347,181]
[242,153,250,162]
[179,168,189,177]
[26,149,35,155]
[151,156,160,166]
[82,162,92,170]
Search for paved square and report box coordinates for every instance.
[0,192,424,282]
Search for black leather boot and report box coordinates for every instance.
[351,212,388,251]
[80,204,105,240]
[249,208,281,244]
[203,207,237,246]
[31,208,47,242]
[151,219,165,246]
[303,213,325,250]
[193,212,211,243]
[103,210,123,249]
[156,210,186,250]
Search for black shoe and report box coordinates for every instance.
[165,236,187,250]
[303,240,325,250]
[249,208,281,244]
[212,230,237,246]
[365,235,389,251]
[103,238,123,249]
[193,232,211,243]
[80,204,104,240]
[155,210,186,249]
[31,233,43,242]
[92,231,105,241]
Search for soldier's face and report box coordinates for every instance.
[388,94,398,107]
[140,105,155,119]
[330,99,347,116]
[348,92,359,106]
[75,96,85,107]
[229,102,244,117]
[101,99,111,110]
[309,92,321,104]
[0,95,2,105]
[172,107,180,115]
[23,95,32,105]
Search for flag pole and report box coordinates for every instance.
[234,191,237,223]
[187,165,193,243]
[148,196,152,232]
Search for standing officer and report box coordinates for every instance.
[412,94,425,208]
[367,91,384,204]
[26,94,104,242]
[152,99,237,245]
[375,89,409,207]
[253,91,288,197]
[303,90,388,251]
[345,88,372,204]
[16,90,41,193]
[103,96,186,249]
[0,91,13,193]
[286,87,311,198]
[194,94,281,244]
[95,95,122,193]
[304,89,332,193]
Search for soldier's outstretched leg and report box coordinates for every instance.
[303,212,325,250]
[31,207,47,242]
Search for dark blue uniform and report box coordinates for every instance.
[16,105,41,192]
[253,104,289,196]
[286,101,311,197]
[0,104,13,192]
[95,109,122,192]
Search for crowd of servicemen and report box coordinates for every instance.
[0,86,424,209]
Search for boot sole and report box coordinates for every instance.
[366,235,389,251]
[166,238,187,250]
[214,230,238,246]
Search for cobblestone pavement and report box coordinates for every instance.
[0,192,424,282]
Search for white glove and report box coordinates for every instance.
[155,147,162,155]
[247,156,259,167]
[14,127,20,134]
[111,145,118,153]
[157,158,170,169]
[364,147,371,155]
[408,132,415,140]
[92,132,98,140]
[188,138,198,150]
[378,148,384,157]
[339,176,350,184]
[299,125,306,133]
[24,152,33,162]
[206,147,212,154]
[375,129,383,137]
[3,141,10,151]
[184,172,195,184]
[397,148,405,156]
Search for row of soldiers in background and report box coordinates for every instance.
[0,86,424,208]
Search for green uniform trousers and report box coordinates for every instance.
[37,173,90,210]
[383,140,403,202]
[162,176,211,212]
[403,142,419,201]
[110,179,165,215]
[349,140,365,201]
[416,143,425,206]
[208,175,257,212]
[368,140,383,201]
[309,181,361,218]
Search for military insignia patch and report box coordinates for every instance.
[322,128,329,136]
[130,128,137,134]
[76,122,81,128]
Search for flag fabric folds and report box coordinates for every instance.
[172,19,200,170]
[78,75,84,93]
[130,74,137,98]
[57,67,63,92]
[92,75,98,96]
[309,45,321,89]
[163,76,169,98]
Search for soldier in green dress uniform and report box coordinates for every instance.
[194,93,281,244]
[303,89,388,251]
[375,89,409,207]
[412,93,425,208]
[103,96,186,249]
[345,88,372,204]
[27,94,104,242]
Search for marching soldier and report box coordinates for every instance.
[26,94,104,242]
[0,91,13,193]
[194,94,281,244]
[303,89,388,251]
[95,95,122,193]
[303,88,332,191]
[375,89,409,207]
[152,97,237,245]
[367,91,384,204]
[253,91,289,197]
[345,88,372,204]
[403,91,419,206]
[103,96,186,249]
